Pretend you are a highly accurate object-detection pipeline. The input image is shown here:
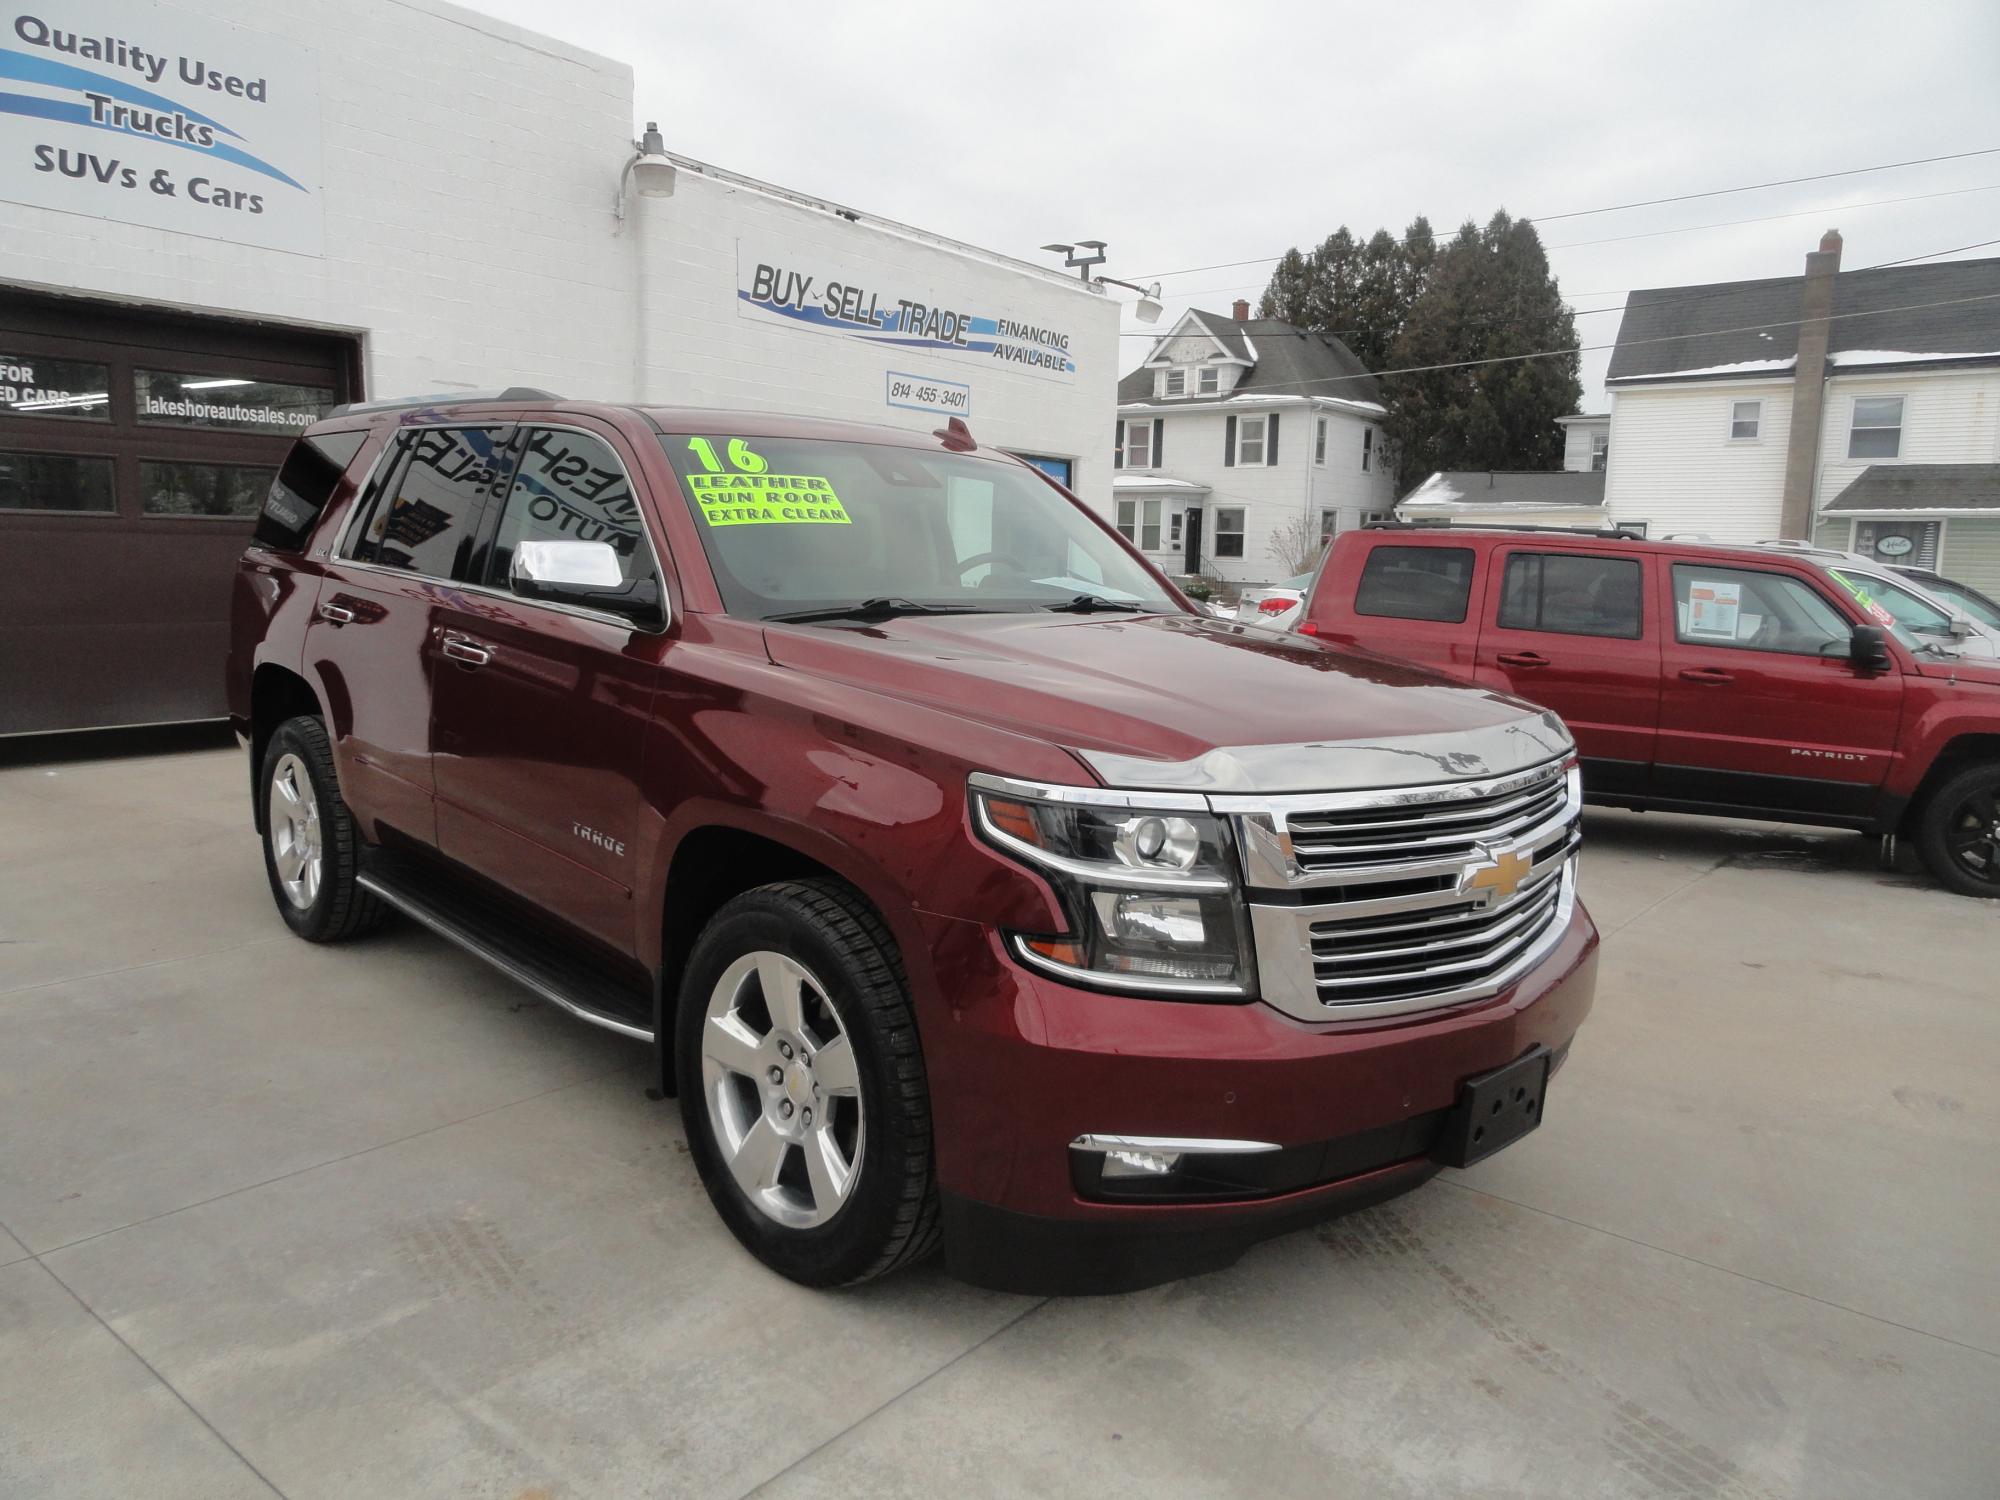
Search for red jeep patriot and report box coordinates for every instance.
[227,396,1597,1292]
[1302,525,2000,898]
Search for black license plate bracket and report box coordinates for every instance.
[1433,1046,1551,1169]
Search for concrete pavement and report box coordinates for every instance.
[2,746,1995,1498]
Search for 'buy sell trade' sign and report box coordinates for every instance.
[2,0,322,254]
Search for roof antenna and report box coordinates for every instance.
[934,416,976,452]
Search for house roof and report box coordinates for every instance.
[1118,310,1380,407]
[1399,470,1608,508]
[1822,463,2000,514]
[1607,256,2000,384]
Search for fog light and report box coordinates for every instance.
[1102,1146,1182,1178]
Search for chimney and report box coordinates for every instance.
[1778,229,1842,539]
[1232,299,1250,321]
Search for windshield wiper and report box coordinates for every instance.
[1043,594,1144,614]
[766,597,990,625]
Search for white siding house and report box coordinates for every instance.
[1601,237,2000,589]
[1556,413,1610,472]
[1110,306,1396,588]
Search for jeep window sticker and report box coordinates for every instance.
[683,436,851,528]
[1685,577,1743,639]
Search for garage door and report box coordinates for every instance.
[0,289,360,735]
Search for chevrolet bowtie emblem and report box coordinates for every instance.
[1463,848,1531,904]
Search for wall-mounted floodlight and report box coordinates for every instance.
[615,121,676,223]
[1098,276,1164,324]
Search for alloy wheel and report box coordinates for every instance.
[699,950,865,1229]
[267,752,323,910]
[1944,780,2000,888]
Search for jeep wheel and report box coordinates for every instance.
[1915,763,2000,899]
[675,879,939,1285]
[260,716,385,941]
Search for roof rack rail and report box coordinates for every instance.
[327,387,563,418]
[1362,520,1646,539]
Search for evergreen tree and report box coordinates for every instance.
[1257,248,1313,324]
[1380,211,1580,489]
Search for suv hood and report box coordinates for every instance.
[762,612,1570,793]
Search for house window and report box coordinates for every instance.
[1362,427,1374,472]
[1213,506,1245,558]
[1849,396,1904,459]
[1198,367,1219,395]
[1854,519,1940,570]
[1116,499,1136,541]
[1140,499,1162,551]
[1170,510,1183,546]
[1238,415,1266,466]
[1315,417,1328,465]
[1319,508,1338,545]
[1590,432,1609,470]
[1729,401,1761,441]
[1164,369,1186,398]
[1126,421,1152,469]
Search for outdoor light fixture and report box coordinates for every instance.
[1042,242,1163,322]
[614,121,676,222]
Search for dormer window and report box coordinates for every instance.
[1198,367,1219,395]
[1164,369,1186,397]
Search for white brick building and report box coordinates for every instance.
[0,0,1116,733]
[1110,305,1395,589]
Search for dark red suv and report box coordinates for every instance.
[1302,525,2000,897]
[227,396,1597,1291]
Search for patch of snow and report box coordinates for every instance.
[1112,473,1206,490]
[1612,357,1796,382]
[1402,473,1463,505]
[1829,349,2000,367]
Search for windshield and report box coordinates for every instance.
[1920,575,2000,630]
[658,432,1180,621]
[1828,567,1957,649]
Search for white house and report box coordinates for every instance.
[1556,413,1609,472]
[1601,234,2000,591]
[1111,302,1396,587]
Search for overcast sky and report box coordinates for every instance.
[466,0,2000,410]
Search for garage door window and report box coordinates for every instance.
[2,355,110,421]
[134,368,333,436]
[140,460,280,518]
[0,450,116,512]
[1355,545,1475,622]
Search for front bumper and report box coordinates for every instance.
[911,900,1598,1294]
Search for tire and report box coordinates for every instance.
[259,715,386,941]
[675,879,939,1285]
[1914,762,2000,899]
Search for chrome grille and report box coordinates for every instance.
[1285,768,1568,876]
[1229,757,1584,1023]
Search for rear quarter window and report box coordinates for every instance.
[252,429,369,551]
[1354,545,1476,623]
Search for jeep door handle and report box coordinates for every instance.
[1678,667,1734,685]
[440,633,492,667]
[1496,651,1549,668]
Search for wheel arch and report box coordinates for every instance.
[248,664,326,832]
[1901,732,2000,833]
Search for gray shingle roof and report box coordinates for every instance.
[1607,256,2000,383]
[1118,311,1380,406]
[1400,470,1608,508]
[1823,463,2000,514]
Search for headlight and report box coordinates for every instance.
[969,773,1255,997]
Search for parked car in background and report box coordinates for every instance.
[228,398,1598,1293]
[1235,568,1314,630]
[1301,525,2000,897]
[1892,567,2000,632]
[1749,541,2000,659]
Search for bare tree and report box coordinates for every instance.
[1267,513,1325,577]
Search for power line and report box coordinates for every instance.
[1134,147,2000,281]
[1860,237,2000,269]
[1117,291,2000,393]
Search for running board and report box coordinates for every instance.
[357,870,655,1043]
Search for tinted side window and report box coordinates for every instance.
[489,428,654,588]
[1671,564,1850,657]
[348,426,506,579]
[1498,553,1643,638]
[252,430,368,550]
[1354,545,1475,623]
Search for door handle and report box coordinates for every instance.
[319,602,356,625]
[1678,667,1734,685]
[1496,651,1549,668]
[440,633,492,667]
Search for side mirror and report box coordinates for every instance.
[511,539,665,627]
[1849,623,1894,672]
[1948,614,1974,639]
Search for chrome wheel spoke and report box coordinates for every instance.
[276,842,305,882]
[702,1013,766,1079]
[757,952,807,1033]
[266,754,323,911]
[803,1125,855,1210]
[812,1034,859,1095]
[727,1114,790,1196]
